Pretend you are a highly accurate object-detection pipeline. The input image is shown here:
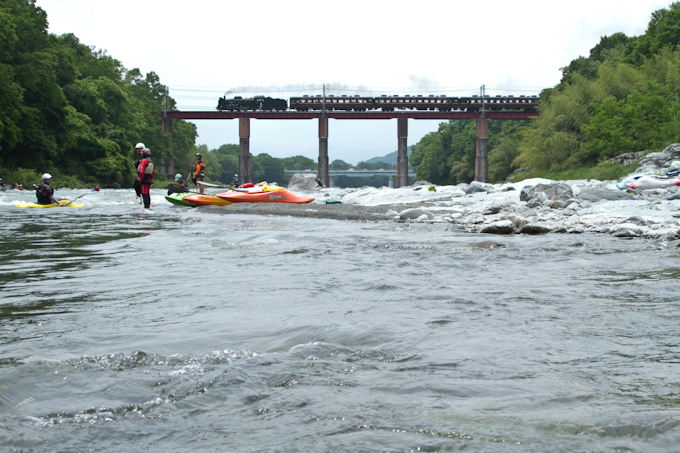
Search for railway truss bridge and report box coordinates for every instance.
[161,109,538,187]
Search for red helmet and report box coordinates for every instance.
[141,148,151,157]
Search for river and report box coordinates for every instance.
[1,189,679,452]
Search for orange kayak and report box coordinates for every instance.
[216,190,315,204]
[183,194,232,206]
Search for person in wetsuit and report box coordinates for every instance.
[193,153,205,194]
[232,173,240,188]
[36,173,63,206]
[136,148,154,209]
[133,142,145,198]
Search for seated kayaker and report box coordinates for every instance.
[36,173,63,207]
[174,173,189,193]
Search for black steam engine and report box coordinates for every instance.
[216,94,539,113]
[216,95,288,111]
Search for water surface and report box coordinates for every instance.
[1,189,679,452]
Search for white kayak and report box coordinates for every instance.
[624,175,680,190]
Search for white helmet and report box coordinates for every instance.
[175,173,182,181]
[42,173,52,180]
[234,174,238,177]
[135,142,145,149]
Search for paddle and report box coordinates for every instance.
[196,181,234,189]
[59,193,88,206]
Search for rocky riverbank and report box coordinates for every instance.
[266,145,680,244]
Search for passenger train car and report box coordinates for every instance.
[216,94,539,112]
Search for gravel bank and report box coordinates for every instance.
[205,201,419,222]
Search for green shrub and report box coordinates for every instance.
[509,161,639,183]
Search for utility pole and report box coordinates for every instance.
[475,84,489,183]
[318,83,329,187]
[480,84,486,118]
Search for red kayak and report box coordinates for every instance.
[216,189,315,204]
[183,194,232,206]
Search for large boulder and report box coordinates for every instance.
[635,144,680,175]
[482,203,504,215]
[520,183,574,203]
[398,208,434,220]
[519,224,551,235]
[578,188,634,201]
[287,173,322,191]
[465,185,487,195]
[481,220,515,235]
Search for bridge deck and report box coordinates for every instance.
[164,111,537,120]
[286,169,417,177]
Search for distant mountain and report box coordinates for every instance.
[363,147,412,166]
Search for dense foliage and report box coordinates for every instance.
[0,0,197,188]
[412,2,680,183]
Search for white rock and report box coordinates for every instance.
[398,208,434,220]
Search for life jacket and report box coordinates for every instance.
[36,183,54,205]
[194,160,205,178]
[138,158,155,184]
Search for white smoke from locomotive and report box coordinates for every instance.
[223,82,374,98]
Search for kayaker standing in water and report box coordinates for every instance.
[36,173,63,206]
[133,142,145,198]
[232,173,240,188]
[193,153,205,194]
[136,148,154,209]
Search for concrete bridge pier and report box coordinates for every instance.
[475,117,488,183]
[318,116,330,187]
[239,116,251,183]
[397,118,409,188]
[160,116,174,175]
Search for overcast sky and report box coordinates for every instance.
[36,0,669,164]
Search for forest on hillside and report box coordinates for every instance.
[411,2,680,184]
[0,0,402,189]
[0,0,199,188]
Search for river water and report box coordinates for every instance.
[1,189,679,452]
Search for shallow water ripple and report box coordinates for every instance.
[1,191,679,452]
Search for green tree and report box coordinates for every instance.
[330,159,351,170]
[625,2,680,64]
[251,153,285,184]
[281,155,316,170]
[583,82,677,157]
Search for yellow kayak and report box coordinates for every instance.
[15,199,84,208]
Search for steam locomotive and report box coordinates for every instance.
[216,96,288,111]
[216,94,539,113]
